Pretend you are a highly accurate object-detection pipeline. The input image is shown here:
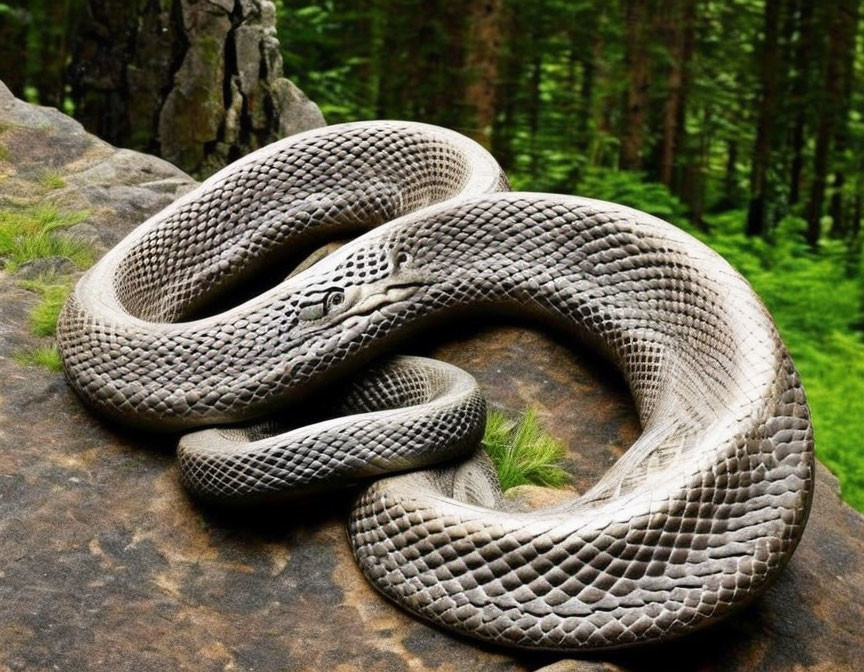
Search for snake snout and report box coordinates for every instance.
[349,278,423,316]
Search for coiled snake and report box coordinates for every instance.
[57,121,814,651]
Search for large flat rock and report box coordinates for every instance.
[1,87,862,672]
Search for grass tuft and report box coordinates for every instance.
[14,344,63,372]
[483,407,571,491]
[0,203,91,271]
[38,171,66,190]
[24,281,71,336]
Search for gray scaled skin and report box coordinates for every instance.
[178,355,487,502]
[56,120,814,652]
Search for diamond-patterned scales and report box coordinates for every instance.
[57,122,814,652]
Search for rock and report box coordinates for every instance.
[158,1,232,172]
[14,256,77,280]
[235,24,264,96]
[1,89,862,672]
[67,0,324,177]
[536,661,626,672]
[0,81,196,256]
[504,483,580,511]
[271,77,327,139]
[157,0,324,175]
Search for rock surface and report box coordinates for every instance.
[1,89,863,672]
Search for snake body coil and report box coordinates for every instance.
[57,121,814,651]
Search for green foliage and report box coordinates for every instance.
[14,273,75,375]
[4,203,92,368]
[484,408,570,491]
[701,215,864,510]
[13,344,63,372]
[0,204,91,271]
[276,1,378,121]
[577,168,689,224]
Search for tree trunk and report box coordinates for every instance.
[808,112,833,246]
[672,0,695,196]
[620,0,650,170]
[68,0,324,177]
[490,3,520,171]
[26,0,76,107]
[464,0,502,148]
[805,0,859,246]
[660,0,686,186]
[722,139,739,208]
[0,4,30,99]
[746,0,785,236]
[526,19,543,180]
[827,0,860,238]
[684,106,711,229]
[578,51,596,156]
[66,0,139,144]
[788,0,814,206]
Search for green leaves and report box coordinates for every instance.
[578,168,689,223]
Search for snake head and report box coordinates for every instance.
[290,241,424,332]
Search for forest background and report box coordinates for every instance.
[2,0,862,510]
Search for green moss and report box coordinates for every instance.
[483,408,570,491]
[14,344,63,372]
[38,171,66,190]
[0,144,8,161]
[0,203,92,271]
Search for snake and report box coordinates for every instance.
[56,120,815,651]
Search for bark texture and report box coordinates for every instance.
[68,0,324,176]
[620,0,650,170]
[659,0,694,189]
[788,0,814,207]
[746,0,785,236]
[464,0,503,148]
[805,0,859,245]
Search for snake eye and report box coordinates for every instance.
[395,251,412,267]
[325,289,345,311]
[298,289,346,322]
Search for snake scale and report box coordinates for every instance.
[57,121,814,651]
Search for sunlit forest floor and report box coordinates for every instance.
[537,168,864,511]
